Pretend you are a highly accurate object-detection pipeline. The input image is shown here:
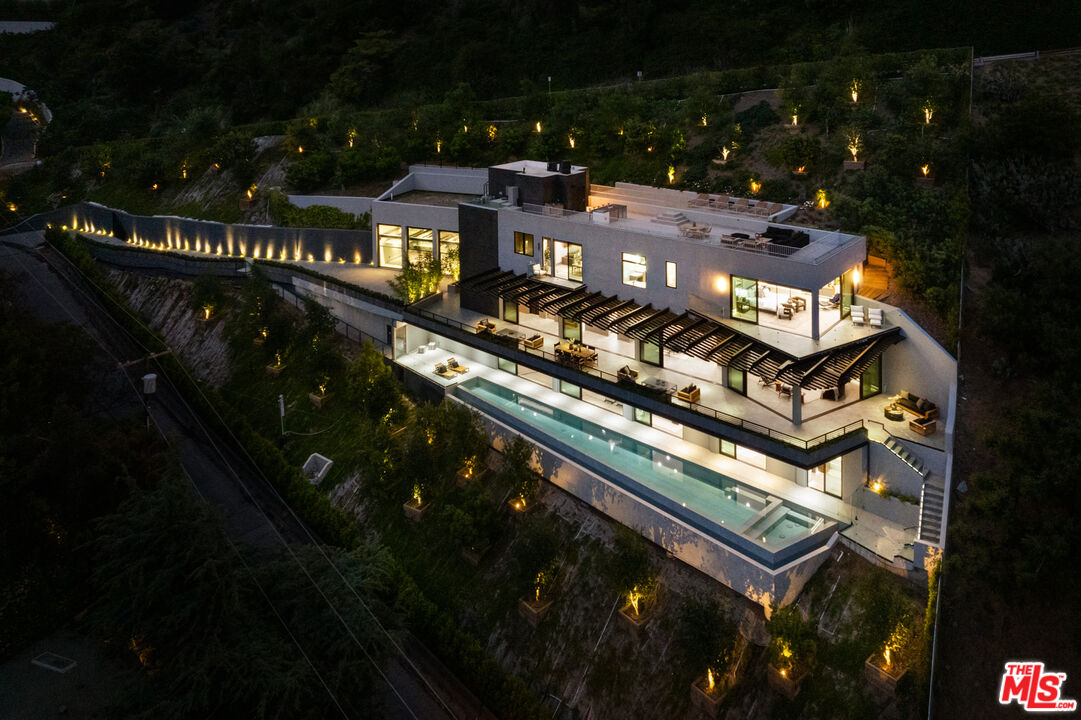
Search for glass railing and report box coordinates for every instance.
[408,306,866,451]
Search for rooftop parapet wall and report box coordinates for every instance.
[381,165,489,200]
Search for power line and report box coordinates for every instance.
[3,243,353,719]
[37,238,440,720]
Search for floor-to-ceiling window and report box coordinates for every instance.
[639,339,662,366]
[727,367,746,395]
[407,227,434,266]
[378,224,402,269]
[809,457,843,498]
[554,241,583,282]
[860,355,881,399]
[438,230,459,278]
[731,275,758,322]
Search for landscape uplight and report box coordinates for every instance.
[850,79,860,103]
[816,189,830,209]
[922,100,934,124]
[749,179,761,194]
[921,163,931,177]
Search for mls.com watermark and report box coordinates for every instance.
[999,662,1077,712]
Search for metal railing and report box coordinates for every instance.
[276,287,392,357]
[409,306,866,451]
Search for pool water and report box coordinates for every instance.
[458,376,832,559]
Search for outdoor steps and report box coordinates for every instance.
[650,211,689,226]
[883,436,929,478]
[918,474,946,545]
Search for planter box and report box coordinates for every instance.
[915,176,934,188]
[266,364,285,377]
[461,544,489,566]
[843,160,866,171]
[518,598,553,627]
[767,663,808,700]
[690,677,728,718]
[402,501,430,522]
[456,466,487,488]
[864,656,907,695]
[618,601,653,636]
[309,392,329,409]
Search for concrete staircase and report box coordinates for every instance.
[883,436,930,478]
[650,210,689,226]
[917,474,946,544]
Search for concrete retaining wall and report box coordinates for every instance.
[18,202,372,265]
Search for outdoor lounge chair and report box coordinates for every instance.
[677,384,700,403]
[851,305,865,325]
[434,363,457,379]
[617,365,639,383]
[909,417,936,436]
[868,307,884,327]
[447,358,470,374]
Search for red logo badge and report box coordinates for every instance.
[1000,662,1076,712]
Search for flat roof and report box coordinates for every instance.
[380,190,477,208]
[490,160,587,177]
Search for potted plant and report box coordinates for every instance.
[766,603,817,699]
[402,483,430,522]
[518,564,555,627]
[864,616,914,694]
[679,596,740,717]
[512,515,561,626]
[308,375,330,408]
[608,527,659,633]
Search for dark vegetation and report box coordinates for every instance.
[933,57,1081,717]
[0,265,398,719]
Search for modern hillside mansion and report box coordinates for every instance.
[45,160,954,610]
[363,162,955,609]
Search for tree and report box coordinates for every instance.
[499,436,539,508]
[676,595,738,683]
[387,256,443,304]
[90,473,396,719]
[766,602,817,675]
[345,341,401,421]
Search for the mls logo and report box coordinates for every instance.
[999,662,1077,712]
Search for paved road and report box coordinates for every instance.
[0,233,466,720]
[1,109,38,173]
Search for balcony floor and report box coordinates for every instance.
[413,289,944,451]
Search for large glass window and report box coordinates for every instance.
[666,261,677,288]
[562,318,581,342]
[542,237,552,274]
[503,301,519,323]
[514,231,534,256]
[497,357,517,375]
[377,224,402,269]
[860,355,881,399]
[731,275,758,322]
[560,380,582,399]
[438,230,459,279]
[634,408,652,426]
[727,367,746,395]
[622,252,647,288]
[407,227,433,266]
[841,270,853,317]
[720,439,736,457]
[809,457,843,498]
[554,241,583,282]
[639,339,661,366]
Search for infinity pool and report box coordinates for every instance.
[457,376,835,567]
